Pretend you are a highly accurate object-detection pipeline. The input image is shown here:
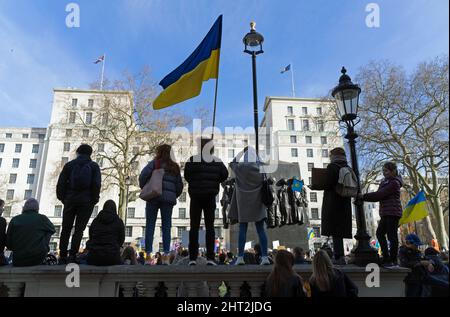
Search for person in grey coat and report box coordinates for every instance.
[139,144,183,262]
[229,147,270,265]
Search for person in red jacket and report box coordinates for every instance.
[359,162,403,267]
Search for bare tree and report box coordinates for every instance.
[355,56,449,249]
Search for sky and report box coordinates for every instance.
[0,0,448,130]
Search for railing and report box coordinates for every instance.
[0,264,410,297]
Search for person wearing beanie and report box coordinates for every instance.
[56,143,101,264]
[6,198,55,266]
[86,200,125,266]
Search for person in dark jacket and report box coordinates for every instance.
[359,162,403,266]
[86,200,124,266]
[56,144,101,264]
[309,250,358,297]
[310,147,352,264]
[184,138,228,266]
[139,144,183,263]
[265,250,306,297]
[6,199,55,267]
[293,247,306,264]
[0,199,7,265]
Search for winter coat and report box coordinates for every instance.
[139,159,183,205]
[6,210,55,266]
[184,155,229,196]
[277,180,290,226]
[265,274,306,297]
[0,217,6,254]
[56,154,102,205]
[220,179,235,229]
[275,178,307,227]
[399,245,423,269]
[311,162,352,239]
[86,208,125,258]
[363,176,403,217]
[228,161,266,224]
[267,178,281,228]
[310,269,358,297]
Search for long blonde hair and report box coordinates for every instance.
[310,250,335,292]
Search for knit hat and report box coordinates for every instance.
[23,198,39,212]
[405,233,422,247]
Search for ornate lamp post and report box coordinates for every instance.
[243,21,264,154]
[332,67,379,266]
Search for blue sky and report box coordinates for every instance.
[0,0,448,129]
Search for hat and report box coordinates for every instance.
[23,198,39,212]
[405,233,422,247]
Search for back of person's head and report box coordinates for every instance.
[383,161,398,177]
[254,243,262,255]
[22,198,39,213]
[121,246,137,265]
[267,250,300,296]
[219,253,227,264]
[311,250,335,292]
[199,137,214,156]
[139,252,145,258]
[76,144,93,157]
[330,147,346,157]
[181,249,189,257]
[103,200,117,214]
[293,247,304,258]
[155,144,180,175]
[243,251,257,265]
[424,247,440,258]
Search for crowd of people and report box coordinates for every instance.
[0,141,448,297]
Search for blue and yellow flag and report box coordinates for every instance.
[153,15,222,110]
[399,190,429,226]
[292,178,304,192]
[307,229,315,240]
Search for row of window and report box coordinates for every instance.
[4,188,34,201]
[0,143,40,154]
[67,112,108,125]
[8,173,35,184]
[287,119,325,132]
[3,133,45,139]
[290,135,327,145]
[287,106,322,116]
[0,158,38,169]
[291,148,329,158]
[71,98,94,108]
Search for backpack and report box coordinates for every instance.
[335,166,358,197]
[70,162,93,190]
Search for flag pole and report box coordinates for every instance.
[100,53,106,90]
[290,62,296,97]
[211,65,220,140]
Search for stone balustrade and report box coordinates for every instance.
[0,264,409,297]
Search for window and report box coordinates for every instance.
[54,226,61,236]
[317,120,324,132]
[178,192,186,203]
[228,149,235,159]
[160,227,163,237]
[179,208,186,219]
[316,107,322,115]
[72,98,78,107]
[63,142,70,152]
[54,205,63,217]
[12,158,20,168]
[0,158,2,168]
[6,133,12,138]
[287,119,295,131]
[291,148,298,157]
[98,143,105,152]
[61,157,69,167]
[15,144,22,153]
[307,163,314,172]
[24,190,32,200]
[290,136,297,144]
[102,113,109,125]
[65,129,72,137]
[88,99,94,108]
[125,227,133,237]
[38,134,45,140]
[177,227,187,238]
[310,193,318,203]
[3,206,11,217]
[22,133,29,139]
[0,143,4,152]
[6,190,14,200]
[321,136,327,145]
[306,149,313,158]
[127,208,136,219]
[69,112,76,124]
[302,120,309,131]
[29,159,37,168]
[287,106,293,115]
[305,136,312,144]
[302,107,308,115]
[91,206,99,218]
[322,149,329,158]
[9,174,17,184]
[311,208,319,219]
[309,177,312,185]
[85,112,93,124]
[27,174,35,184]
[82,129,90,138]
[215,208,220,218]
[32,144,39,153]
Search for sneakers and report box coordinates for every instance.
[188,260,197,266]
[207,259,218,266]
[234,256,245,266]
[260,256,271,266]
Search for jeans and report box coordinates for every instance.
[238,220,268,257]
[59,203,94,257]
[145,199,173,254]
[189,194,216,261]
[333,236,344,259]
[376,216,400,263]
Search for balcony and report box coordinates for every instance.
[0,264,409,297]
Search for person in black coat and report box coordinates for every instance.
[0,199,7,265]
[310,147,352,264]
[86,200,125,266]
[56,144,101,264]
[184,138,228,266]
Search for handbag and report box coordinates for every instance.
[139,160,164,201]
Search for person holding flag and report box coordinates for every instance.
[359,162,403,267]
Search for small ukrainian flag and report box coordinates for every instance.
[399,190,429,226]
[153,15,222,110]
[292,178,304,192]
[307,229,315,240]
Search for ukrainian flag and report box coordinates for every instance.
[292,178,304,192]
[307,229,315,240]
[153,15,222,110]
[399,190,429,226]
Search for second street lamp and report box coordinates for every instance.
[243,21,264,154]
[332,67,379,266]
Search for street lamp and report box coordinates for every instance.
[331,67,379,266]
[124,175,131,227]
[243,21,264,154]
